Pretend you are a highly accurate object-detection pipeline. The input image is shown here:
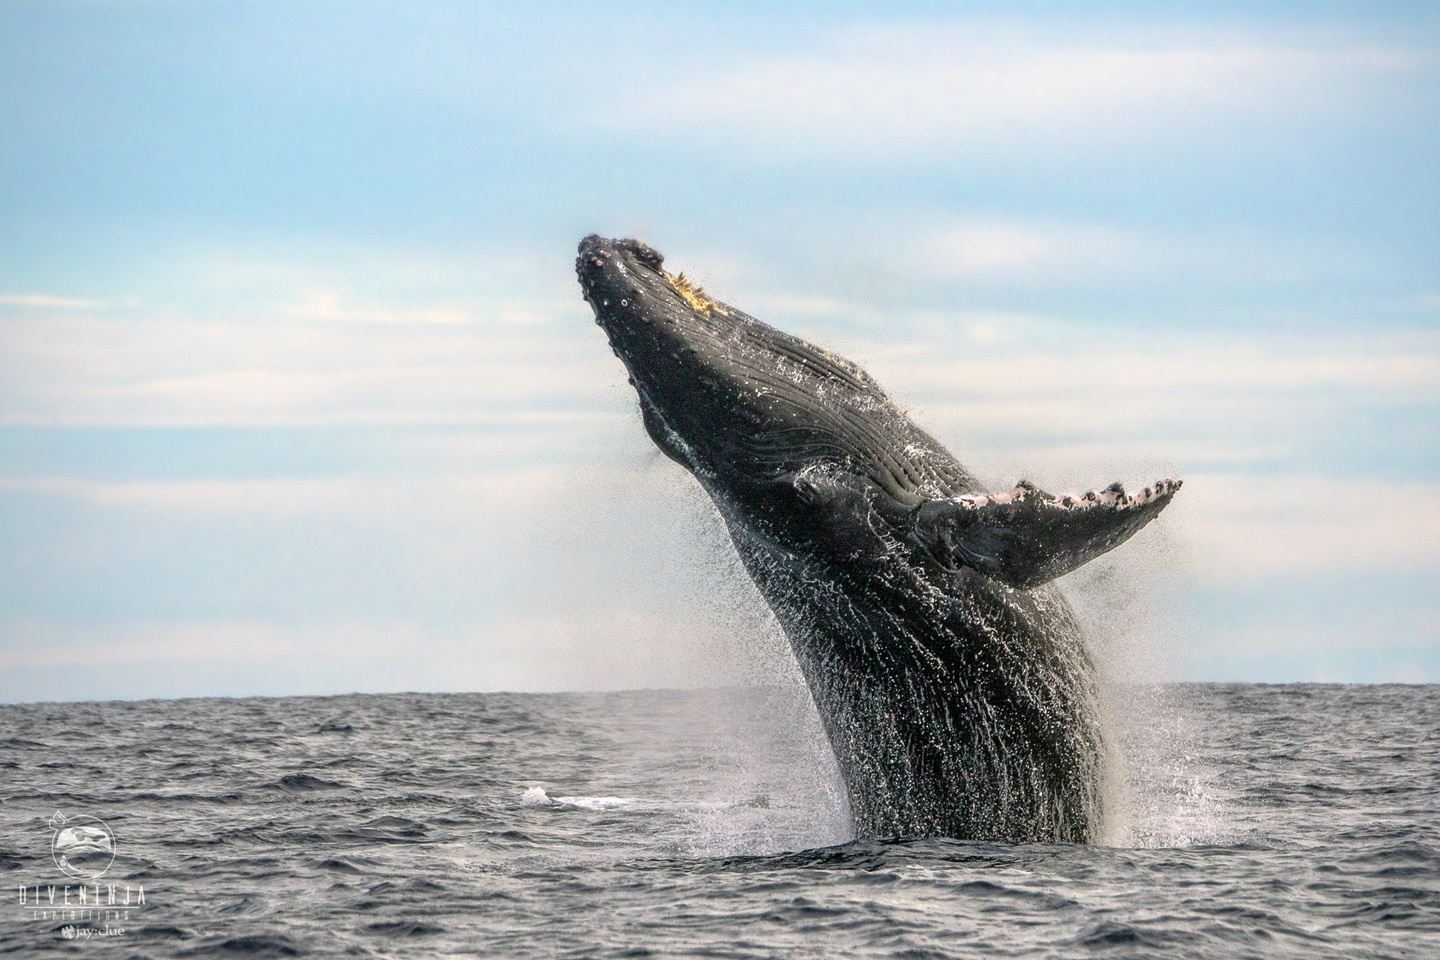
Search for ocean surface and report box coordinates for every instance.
[1,684,1436,958]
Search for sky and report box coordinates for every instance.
[1,1,1437,702]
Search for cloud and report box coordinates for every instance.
[858,328,1440,400]
[0,242,629,428]
[1171,474,1440,583]
[869,213,1382,295]
[0,620,312,669]
[838,325,1440,477]
[1175,608,1440,683]
[0,293,108,310]
[284,292,473,326]
[0,603,795,700]
[0,308,622,427]
[466,608,791,691]
[901,219,1194,287]
[606,27,1423,152]
[6,269,1435,437]
[914,221,1127,279]
[0,465,612,516]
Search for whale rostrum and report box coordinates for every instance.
[576,234,1181,842]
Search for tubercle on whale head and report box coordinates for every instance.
[575,235,728,336]
[580,236,701,342]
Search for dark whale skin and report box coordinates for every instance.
[575,235,1174,843]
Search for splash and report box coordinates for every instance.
[520,787,640,811]
[1068,524,1232,848]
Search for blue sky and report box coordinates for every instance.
[1,2,1437,701]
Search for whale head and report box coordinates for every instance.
[576,234,889,489]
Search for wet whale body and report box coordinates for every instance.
[576,235,1180,843]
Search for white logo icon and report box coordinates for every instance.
[49,812,115,880]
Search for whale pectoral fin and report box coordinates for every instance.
[915,478,1182,589]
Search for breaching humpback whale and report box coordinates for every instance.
[576,235,1180,843]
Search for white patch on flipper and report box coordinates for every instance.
[953,478,1183,511]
